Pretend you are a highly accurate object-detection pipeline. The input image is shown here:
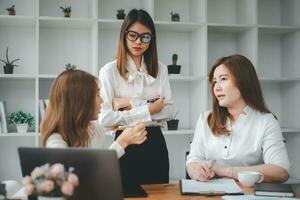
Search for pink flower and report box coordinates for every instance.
[31,167,44,179]
[61,181,74,196]
[24,184,35,195]
[41,180,54,193]
[68,173,79,187]
[49,163,64,177]
[22,176,32,185]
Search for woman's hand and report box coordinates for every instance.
[148,96,164,114]
[186,161,215,181]
[116,122,147,149]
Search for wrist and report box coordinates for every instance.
[116,137,128,149]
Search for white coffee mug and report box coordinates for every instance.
[237,171,264,187]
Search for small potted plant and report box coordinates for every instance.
[116,9,126,20]
[8,111,34,133]
[60,6,71,18]
[167,110,179,130]
[23,163,79,200]
[65,63,76,70]
[6,5,16,15]
[167,54,181,74]
[170,12,180,22]
[0,47,20,74]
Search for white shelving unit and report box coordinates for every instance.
[1,0,300,182]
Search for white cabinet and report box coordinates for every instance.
[0,0,300,182]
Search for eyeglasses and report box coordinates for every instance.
[126,30,152,44]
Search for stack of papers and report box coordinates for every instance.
[222,194,299,200]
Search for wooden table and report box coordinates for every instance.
[126,183,253,200]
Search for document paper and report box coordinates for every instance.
[181,178,243,195]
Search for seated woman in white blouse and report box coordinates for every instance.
[186,54,290,182]
[40,69,147,158]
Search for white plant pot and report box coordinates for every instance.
[38,196,65,200]
[16,123,29,133]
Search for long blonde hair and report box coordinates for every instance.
[41,69,98,147]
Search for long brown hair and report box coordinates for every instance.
[41,69,98,147]
[208,54,270,136]
[116,9,158,79]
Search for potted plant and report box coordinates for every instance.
[23,163,79,200]
[116,9,126,20]
[65,63,76,70]
[0,47,20,74]
[8,111,34,133]
[6,5,16,15]
[167,110,179,130]
[60,6,71,18]
[170,12,180,22]
[167,54,181,74]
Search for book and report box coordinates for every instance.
[255,182,294,197]
[180,178,243,195]
[0,101,8,133]
[0,180,26,200]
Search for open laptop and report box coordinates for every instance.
[18,147,147,200]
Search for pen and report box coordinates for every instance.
[118,125,134,129]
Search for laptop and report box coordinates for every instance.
[18,147,124,200]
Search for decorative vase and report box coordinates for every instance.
[8,10,16,15]
[16,123,28,133]
[64,12,71,17]
[167,64,181,74]
[3,64,14,74]
[38,196,66,200]
[167,119,179,130]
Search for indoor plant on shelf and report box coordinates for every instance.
[8,111,34,133]
[23,163,79,200]
[167,54,181,74]
[60,6,71,18]
[167,110,179,130]
[6,5,16,15]
[0,47,20,74]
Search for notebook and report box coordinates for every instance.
[255,183,294,197]
[180,178,243,195]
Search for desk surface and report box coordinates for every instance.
[125,183,253,200]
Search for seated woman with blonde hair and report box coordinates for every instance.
[41,68,147,158]
[186,54,290,182]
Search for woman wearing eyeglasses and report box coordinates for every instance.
[99,9,173,184]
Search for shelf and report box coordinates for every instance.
[38,74,57,79]
[258,25,300,34]
[0,15,35,27]
[0,132,36,137]
[0,74,36,80]
[208,23,255,33]
[162,129,193,135]
[168,75,205,82]
[39,17,94,29]
[259,77,300,83]
[155,21,203,32]
[98,19,122,30]
[282,127,300,134]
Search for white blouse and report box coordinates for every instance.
[45,121,125,158]
[99,56,173,128]
[186,106,290,173]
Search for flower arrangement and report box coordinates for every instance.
[8,111,34,127]
[60,6,71,17]
[23,163,79,198]
[6,5,16,15]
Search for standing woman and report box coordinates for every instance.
[99,9,173,184]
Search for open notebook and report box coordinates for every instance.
[180,178,243,195]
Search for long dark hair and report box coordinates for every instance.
[41,69,98,147]
[208,54,270,135]
[116,9,158,79]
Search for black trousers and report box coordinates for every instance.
[115,126,169,184]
